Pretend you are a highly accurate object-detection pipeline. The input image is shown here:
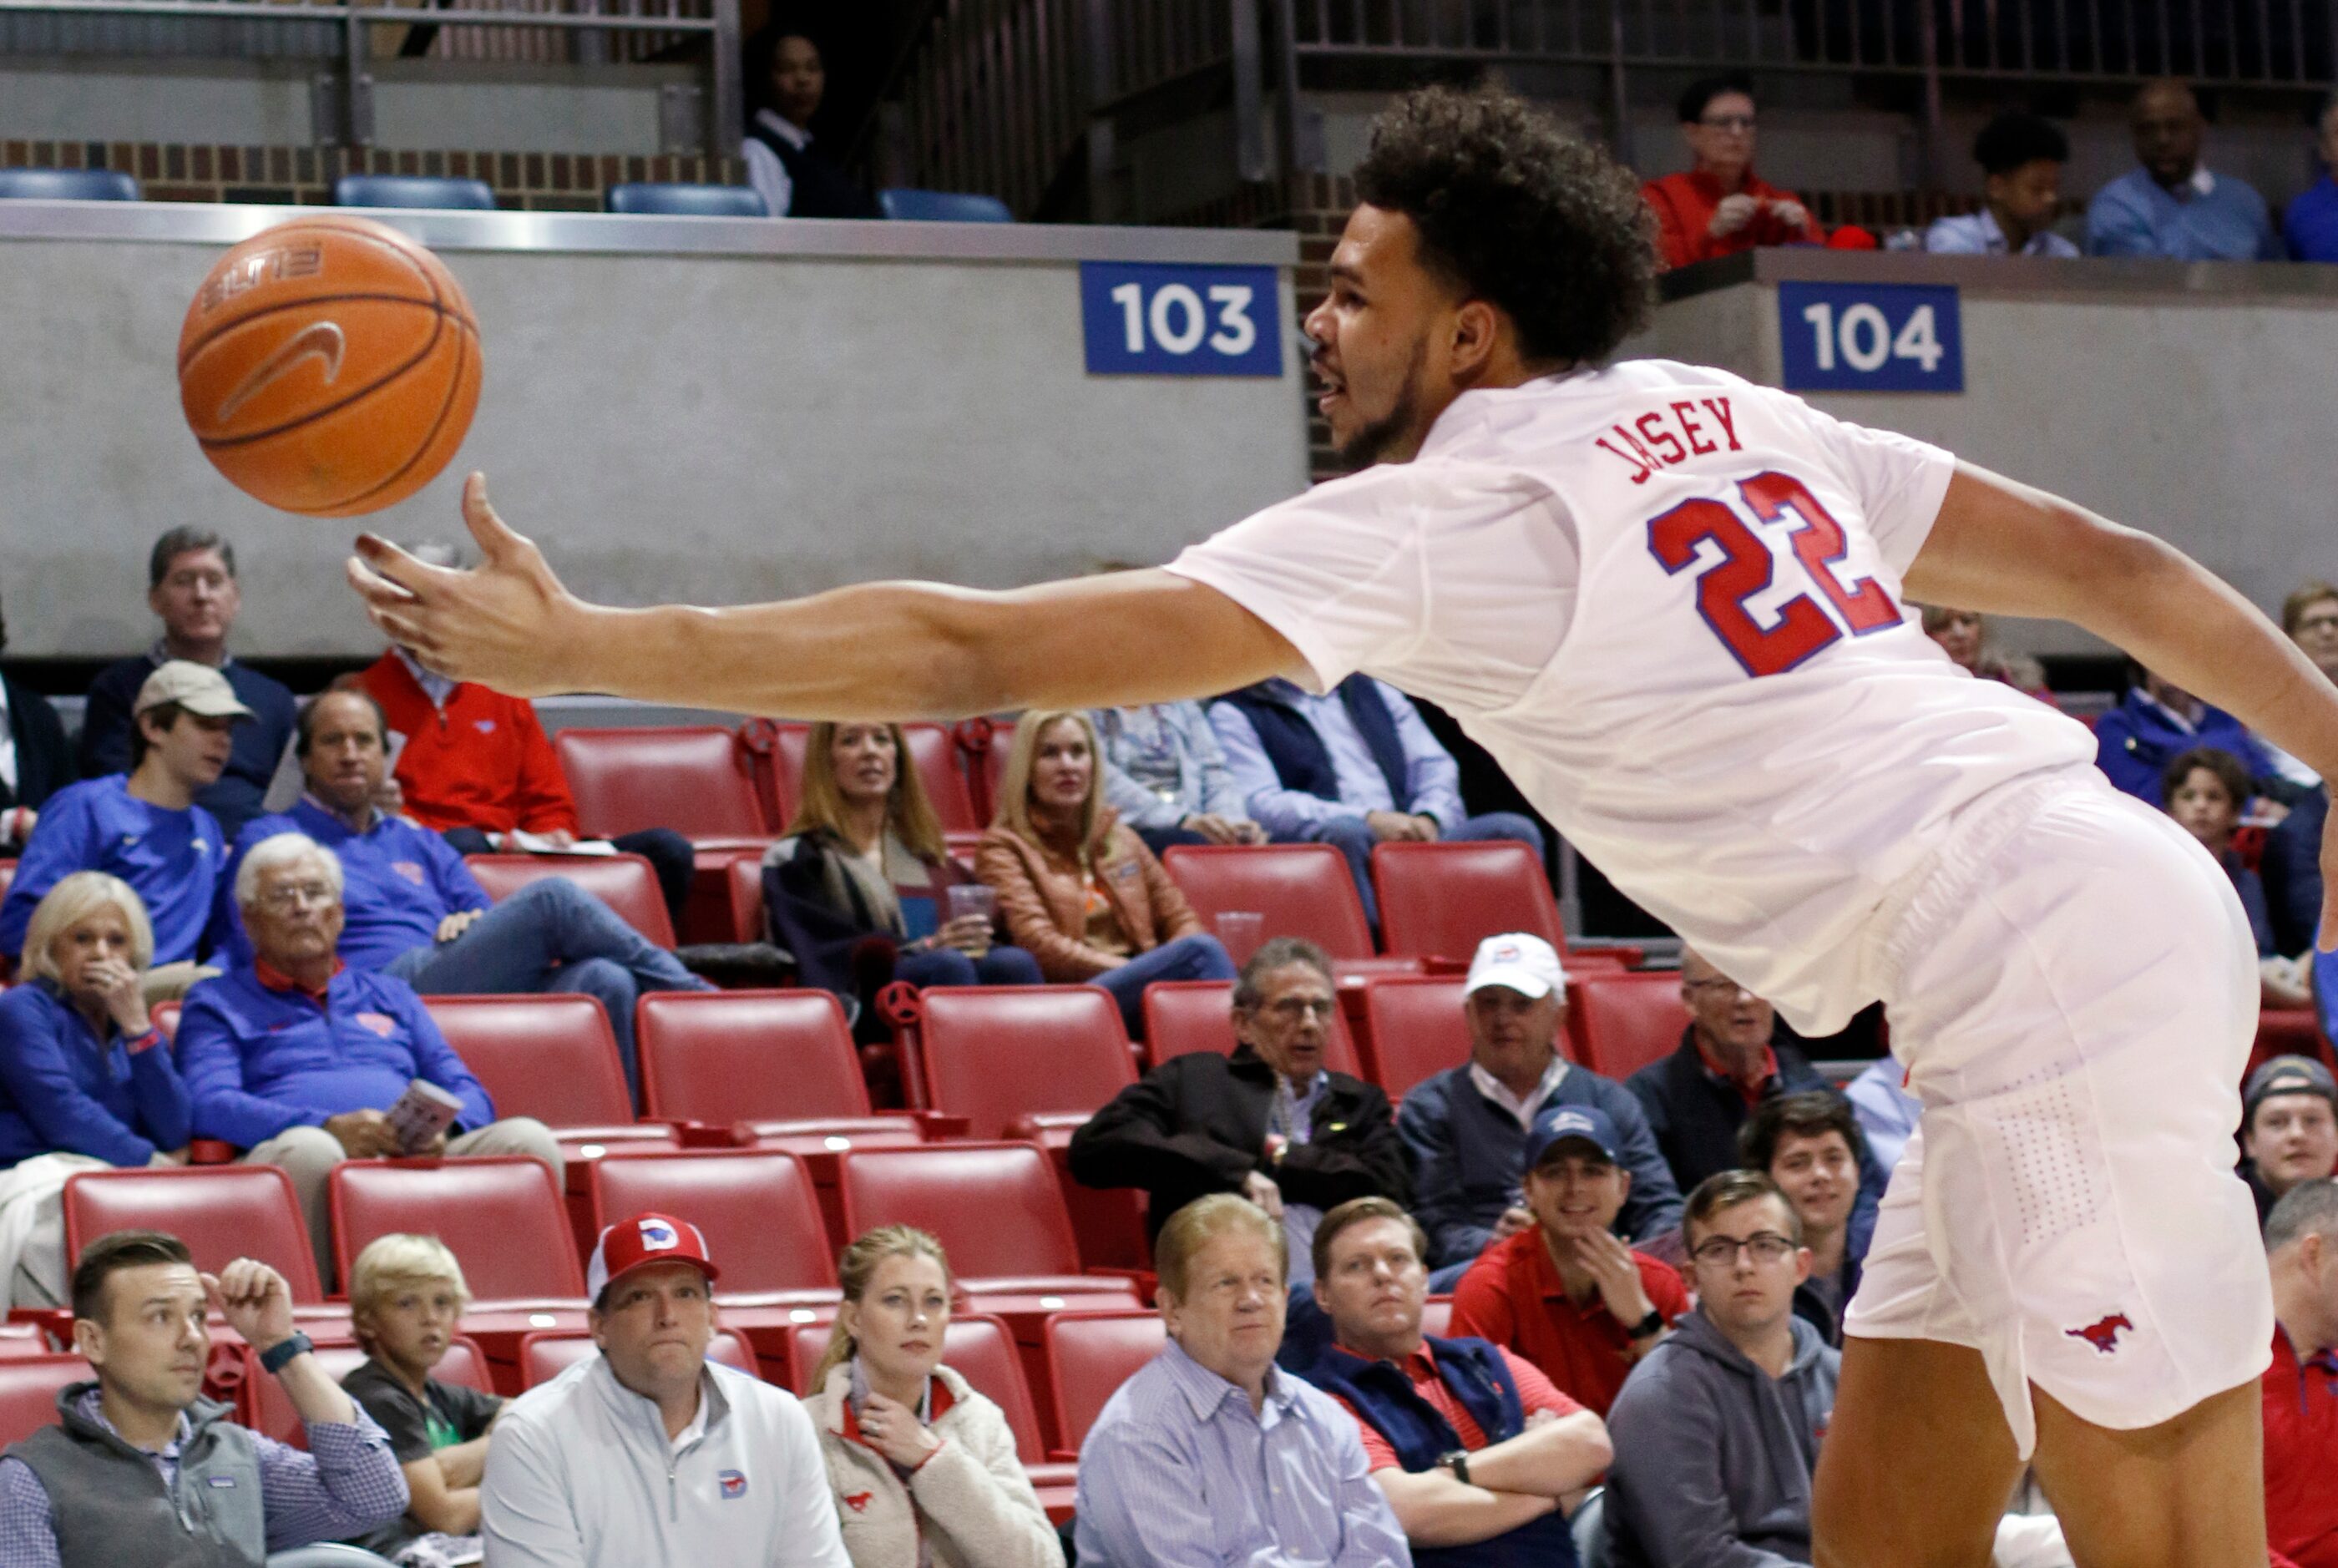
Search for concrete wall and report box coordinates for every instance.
[0,204,1308,659]
[1632,249,2338,655]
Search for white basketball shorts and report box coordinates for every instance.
[1841,771,2274,1459]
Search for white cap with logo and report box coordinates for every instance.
[1464,932,1568,1000]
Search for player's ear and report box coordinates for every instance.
[1447,298,1502,379]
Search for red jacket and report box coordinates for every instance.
[359,651,579,836]
[1642,168,1820,271]
[2266,1324,2338,1568]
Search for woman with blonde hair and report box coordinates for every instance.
[976,709,1235,1034]
[763,721,1040,1019]
[803,1225,1063,1568]
[0,871,191,1305]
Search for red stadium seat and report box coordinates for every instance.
[423,994,666,1158]
[772,722,981,834]
[726,853,767,944]
[331,1157,584,1303]
[553,726,774,847]
[0,1324,51,1358]
[250,1338,491,1447]
[519,1328,757,1388]
[1161,845,1374,961]
[1567,970,1690,1080]
[64,1166,324,1306]
[1373,841,1567,962]
[465,853,677,948]
[1141,980,1363,1077]
[1358,976,1477,1101]
[0,1357,94,1445]
[916,987,1136,1142]
[638,989,894,1131]
[1040,1308,1164,1459]
[587,1151,839,1303]
[837,1144,1136,1308]
[2250,1007,2333,1080]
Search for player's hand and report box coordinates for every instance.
[1708,194,1761,236]
[1567,1229,1655,1328]
[1242,1169,1285,1219]
[205,1259,296,1352]
[347,473,586,696]
[436,909,484,943]
[2320,785,2338,952]
[1492,1206,1536,1242]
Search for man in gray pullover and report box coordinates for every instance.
[1605,1171,1837,1567]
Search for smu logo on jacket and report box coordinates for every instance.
[718,1469,749,1500]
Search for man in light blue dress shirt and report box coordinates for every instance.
[2085,79,2279,260]
[1926,111,2080,258]
[1074,1193,1413,1566]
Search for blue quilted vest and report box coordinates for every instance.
[1217,678,1414,812]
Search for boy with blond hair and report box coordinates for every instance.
[339,1232,505,1566]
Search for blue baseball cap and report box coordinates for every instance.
[1521,1105,1623,1171]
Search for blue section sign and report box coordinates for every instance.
[1779,281,1963,393]
[1080,261,1283,377]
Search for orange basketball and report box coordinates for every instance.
[178,214,482,518]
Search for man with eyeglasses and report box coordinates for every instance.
[1639,72,1823,271]
[1604,1170,1836,1565]
[175,832,564,1288]
[1070,935,1410,1287]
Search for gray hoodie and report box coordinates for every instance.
[1603,1308,1840,1568]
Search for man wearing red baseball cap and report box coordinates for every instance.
[478,1212,849,1566]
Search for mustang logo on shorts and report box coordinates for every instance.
[2066,1313,2134,1355]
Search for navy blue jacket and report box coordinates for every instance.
[2262,786,2325,959]
[78,654,297,837]
[1627,1034,1890,1213]
[1397,1063,1683,1267]
[0,671,72,817]
[0,776,226,965]
[225,799,489,969]
[1215,677,1414,812]
[1302,1335,1580,1568]
[2091,689,2270,807]
[0,980,190,1166]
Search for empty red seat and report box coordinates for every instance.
[554,726,773,848]
[1358,976,1476,1101]
[424,994,667,1161]
[331,1157,584,1305]
[772,722,980,834]
[917,987,1136,1142]
[1568,970,1690,1080]
[837,1144,1135,1308]
[1161,844,1374,961]
[466,853,677,948]
[638,989,910,1139]
[1372,841,1567,962]
[250,1338,492,1447]
[2250,1007,2332,1080]
[519,1328,757,1388]
[1142,980,1363,1077]
[588,1151,839,1304]
[64,1166,323,1305]
[0,1357,94,1444]
[1041,1308,1164,1459]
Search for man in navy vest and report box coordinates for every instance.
[1211,677,1544,928]
[1300,1196,1612,1566]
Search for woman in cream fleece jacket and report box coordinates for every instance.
[800,1225,1063,1568]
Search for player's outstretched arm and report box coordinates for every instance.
[1905,462,2338,948]
[345,473,1310,721]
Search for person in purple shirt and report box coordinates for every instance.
[227,690,710,1098]
[176,832,563,1289]
[0,661,248,991]
[0,873,192,1308]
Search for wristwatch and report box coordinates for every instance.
[259,1333,314,1375]
[1626,1308,1666,1341]
[1435,1449,1471,1486]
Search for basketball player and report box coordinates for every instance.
[349,87,2335,1565]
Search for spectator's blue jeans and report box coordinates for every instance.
[386,876,713,1105]
[1091,933,1237,1036]
[894,944,1045,988]
[1302,812,1547,929]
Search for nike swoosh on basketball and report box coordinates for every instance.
[216,320,347,423]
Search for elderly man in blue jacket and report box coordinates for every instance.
[176,831,563,1289]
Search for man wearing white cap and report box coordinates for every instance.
[0,661,251,997]
[1397,933,1681,1282]
[480,1210,850,1568]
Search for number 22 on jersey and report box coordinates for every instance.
[1645,471,1902,678]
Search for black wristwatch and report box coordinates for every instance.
[1626,1308,1666,1342]
[1435,1449,1471,1486]
[258,1333,313,1375]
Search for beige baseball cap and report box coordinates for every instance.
[134,660,256,721]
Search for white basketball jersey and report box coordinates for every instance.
[1168,359,2100,1034]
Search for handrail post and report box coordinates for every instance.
[342,3,372,146]
[706,0,739,161]
[1082,0,1116,220]
[1231,0,1268,181]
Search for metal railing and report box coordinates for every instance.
[0,0,740,150]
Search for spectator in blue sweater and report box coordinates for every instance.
[1,662,248,994]
[2085,78,2280,260]
[1093,702,1268,856]
[1397,933,1680,1281]
[178,832,562,1287]
[2284,93,2338,261]
[1211,676,1544,928]
[227,691,711,1099]
[2092,666,2273,807]
[0,873,192,1307]
[77,528,296,837]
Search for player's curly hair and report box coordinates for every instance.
[1353,84,1657,369]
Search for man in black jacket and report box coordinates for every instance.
[1069,935,1411,1288]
